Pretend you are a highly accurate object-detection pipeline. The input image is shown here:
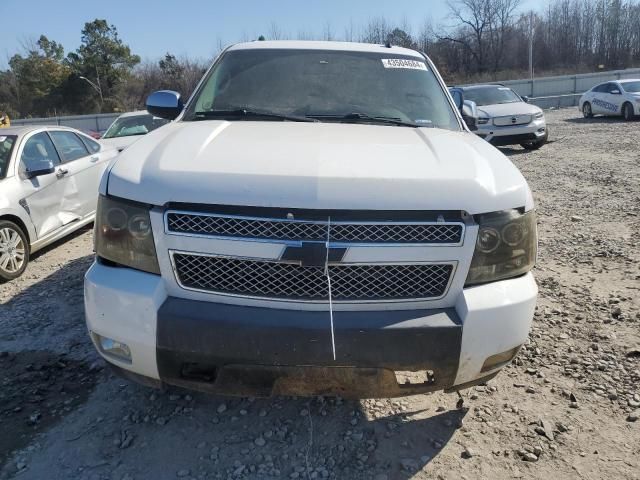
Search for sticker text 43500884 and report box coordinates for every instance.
[381,59,428,71]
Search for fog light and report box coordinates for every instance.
[92,332,132,363]
[481,345,521,373]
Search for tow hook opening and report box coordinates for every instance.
[180,363,218,382]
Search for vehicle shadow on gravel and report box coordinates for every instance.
[563,116,635,124]
[51,372,468,480]
[0,351,98,470]
[1,252,466,479]
[497,146,529,156]
[1,254,102,473]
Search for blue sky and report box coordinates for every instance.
[1,0,542,67]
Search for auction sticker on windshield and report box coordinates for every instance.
[381,59,427,70]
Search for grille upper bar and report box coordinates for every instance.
[165,210,465,245]
[170,251,456,304]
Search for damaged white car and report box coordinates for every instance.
[0,126,115,280]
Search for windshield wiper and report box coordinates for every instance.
[192,109,317,123]
[306,112,419,127]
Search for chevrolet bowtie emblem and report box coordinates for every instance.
[281,242,346,267]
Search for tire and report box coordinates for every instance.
[520,129,549,151]
[0,220,30,281]
[582,102,593,118]
[622,102,635,121]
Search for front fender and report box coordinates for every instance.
[0,203,36,243]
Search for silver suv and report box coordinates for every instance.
[0,126,116,280]
[454,85,548,150]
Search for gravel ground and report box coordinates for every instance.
[1,107,639,480]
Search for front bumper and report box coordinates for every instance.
[476,118,547,144]
[85,263,537,397]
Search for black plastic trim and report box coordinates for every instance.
[162,203,465,222]
[156,297,462,397]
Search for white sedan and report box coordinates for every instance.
[0,126,117,280]
[579,79,640,120]
[100,110,169,152]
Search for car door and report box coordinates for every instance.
[603,82,624,115]
[48,130,99,220]
[590,83,609,115]
[17,132,68,238]
[79,133,112,214]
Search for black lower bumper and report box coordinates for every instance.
[489,131,545,146]
[155,297,462,398]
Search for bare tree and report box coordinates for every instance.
[344,18,356,42]
[268,22,285,40]
[323,21,335,41]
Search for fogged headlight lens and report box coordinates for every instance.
[95,195,160,274]
[534,111,544,119]
[465,209,537,286]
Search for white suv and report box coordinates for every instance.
[454,85,548,150]
[85,41,538,398]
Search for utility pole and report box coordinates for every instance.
[528,11,535,81]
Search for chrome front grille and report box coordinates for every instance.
[493,114,532,126]
[166,211,463,244]
[172,252,454,302]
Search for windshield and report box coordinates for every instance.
[0,135,17,179]
[621,81,640,93]
[462,86,522,106]
[103,114,169,139]
[184,49,460,130]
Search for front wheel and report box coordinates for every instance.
[0,220,29,281]
[622,102,635,121]
[582,102,593,118]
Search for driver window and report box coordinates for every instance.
[20,133,61,174]
[606,83,619,94]
[49,131,90,163]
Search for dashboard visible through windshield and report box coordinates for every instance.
[184,49,461,130]
[103,115,169,139]
[462,87,522,106]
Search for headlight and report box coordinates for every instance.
[465,209,537,286]
[477,117,490,124]
[534,111,544,119]
[95,195,160,274]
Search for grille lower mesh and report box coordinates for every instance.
[167,212,463,244]
[173,253,453,301]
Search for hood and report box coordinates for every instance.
[107,121,533,215]
[100,135,142,153]
[477,102,542,118]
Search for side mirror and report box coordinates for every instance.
[449,88,464,110]
[146,90,184,120]
[461,100,479,131]
[611,89,621,95]
[522,95,530,103]
[24,159,55,179]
